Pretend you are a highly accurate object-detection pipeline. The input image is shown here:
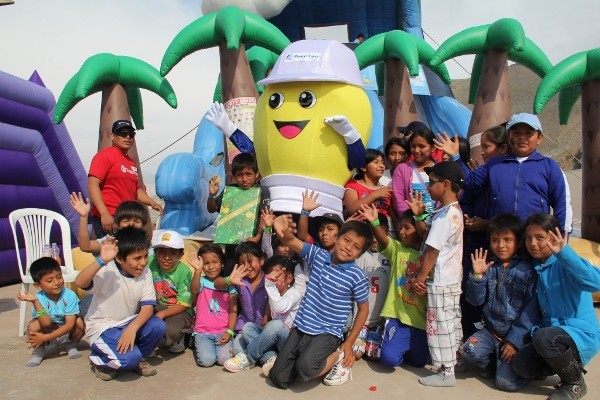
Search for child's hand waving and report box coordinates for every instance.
[471,248,493,275]
[359,203,378,223]
[406,190,425,217]
[433,132,460,158]
[99,236,118,264]
[187,253,203,272]
[260,208,275,228]
[228,263,249,286]
[302,190,321,212]
[70,192,91,217]
[546,227,567,254]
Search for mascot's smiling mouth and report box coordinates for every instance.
[273,120,309,139]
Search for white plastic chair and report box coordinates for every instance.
[9,208,79,336]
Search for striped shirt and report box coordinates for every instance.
[294,243,369,338]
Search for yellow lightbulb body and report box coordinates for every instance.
[253,81,372,216]
[255,81,371,185]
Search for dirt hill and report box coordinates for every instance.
[450,64,583,170]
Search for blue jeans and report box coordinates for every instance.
[242,320,290,364]
[463,327,529,391]
[193,332,233,367]
[90,316,165,371]
[379,318,428,368]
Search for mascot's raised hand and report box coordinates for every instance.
[205,102,238,138]
[324,115,361,144]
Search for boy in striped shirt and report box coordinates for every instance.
[269,215,372,389]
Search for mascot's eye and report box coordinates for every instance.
[298,91,317,108]
[268,92,285,109]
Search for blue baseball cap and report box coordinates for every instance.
[506,113,542,133]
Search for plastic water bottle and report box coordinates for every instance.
[42,244,52,258]
[51,243,62,265]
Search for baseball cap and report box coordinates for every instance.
[424,161,465,188]
[152,230,184,249]
[506,113,542,133]
[112,120,135,133]
[258,40,363,88]
[397,121,429,134]
[314,212,344,228]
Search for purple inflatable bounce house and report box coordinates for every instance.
[0,70,88,284]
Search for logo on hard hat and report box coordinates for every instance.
[285,52,322,63]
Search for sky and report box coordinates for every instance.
[1,0,599,198]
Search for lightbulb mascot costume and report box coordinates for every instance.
[207,40,372,218]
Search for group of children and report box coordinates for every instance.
[17,112,600,400]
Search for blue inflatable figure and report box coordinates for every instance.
[155,116,225,236]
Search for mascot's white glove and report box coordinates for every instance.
[324,115,361,144]
[205,102,238,138]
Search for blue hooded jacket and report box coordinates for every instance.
[534,245,600,365]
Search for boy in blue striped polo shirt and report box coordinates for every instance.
[269,215,371,389]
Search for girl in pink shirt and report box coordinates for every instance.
[190,244,238,367]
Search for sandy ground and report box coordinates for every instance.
[0,283,598,400]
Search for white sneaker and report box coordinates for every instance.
[418,370,456,387]
[323,353,352,386]
[262,356,277,377]
[224,352,253,373]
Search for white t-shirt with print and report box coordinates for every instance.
[423,202,463,286]
[356,251,391,325]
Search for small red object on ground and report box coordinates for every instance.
[369,386,377,391]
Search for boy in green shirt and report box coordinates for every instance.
[149,230,193,354]
[359,204,428,368]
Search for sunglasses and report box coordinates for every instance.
[114,130,136,138]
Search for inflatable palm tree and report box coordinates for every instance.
[354,30,451,146]
[160,6,289,160]
[535,48,600,241]
[54,53,178,187]
[212,46,281,102]
[431,18,552,163]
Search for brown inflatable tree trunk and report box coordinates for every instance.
[468,50,511,165]
[219,43,259,103]
[218,42,259,182]
[99,83,145,188]
[581,80,600,242]
[384,59,418,147]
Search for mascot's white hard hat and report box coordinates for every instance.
[258,40,363,88]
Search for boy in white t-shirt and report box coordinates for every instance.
[75,227,166,381]
[352,213,391,360]
[409,161,465,387]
